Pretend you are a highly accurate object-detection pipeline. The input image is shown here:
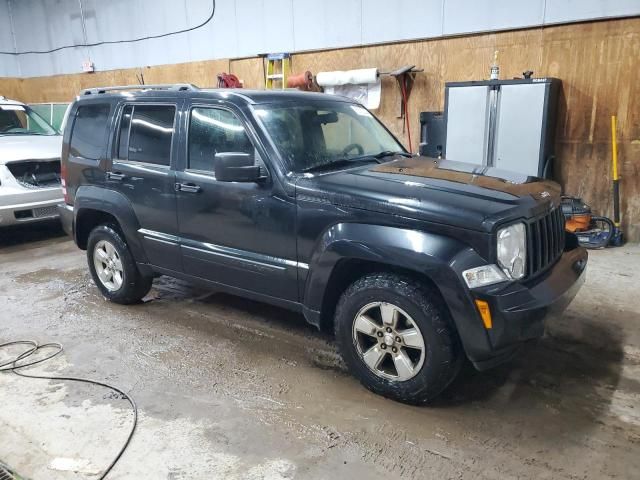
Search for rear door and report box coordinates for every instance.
[108,101,182,271]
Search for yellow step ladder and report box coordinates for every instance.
[265,53,290,89]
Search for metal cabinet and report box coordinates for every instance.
[443,78,560,178]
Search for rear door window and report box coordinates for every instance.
[118,105,176,166]
[117,105,132,159]
[69,104,111,160]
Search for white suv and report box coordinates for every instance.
[0,96,64,226]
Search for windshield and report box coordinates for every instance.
[254,102,405,172]
[0,104,58,136]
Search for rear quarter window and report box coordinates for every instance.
[69,104,111,160]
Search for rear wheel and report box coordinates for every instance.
[87,224,152,304]
[335,272,462,404]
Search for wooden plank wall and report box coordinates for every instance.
[1,17,638,240]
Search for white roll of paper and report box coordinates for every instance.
[316,68,378,87]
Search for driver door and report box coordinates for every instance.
[175,104,298,302]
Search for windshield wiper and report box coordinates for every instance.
[345,151,413,164]
[370,150,413,159]
[301,157,380,173]
[300,150,412,173]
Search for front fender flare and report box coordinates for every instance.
[303,223,491,361]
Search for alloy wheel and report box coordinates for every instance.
[352,301,426,381]
[93,239,124,291]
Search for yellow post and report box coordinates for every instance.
[611,115,621,228]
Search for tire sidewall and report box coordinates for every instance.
[336,278,457,403]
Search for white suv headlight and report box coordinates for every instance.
[497,222,527,279]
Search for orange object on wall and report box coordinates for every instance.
[286,71,313,90]
[217,72,242,88]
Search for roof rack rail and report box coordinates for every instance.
[82,83,199,95]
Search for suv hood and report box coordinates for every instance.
[296,157,561,232]
[0,135,63,164]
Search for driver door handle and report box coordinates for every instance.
[175,182,202,193]
[106,171,126,181]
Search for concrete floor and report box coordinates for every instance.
[1,221,639,480]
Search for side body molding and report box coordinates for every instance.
[302,223,491,359]
[73,185,149,264]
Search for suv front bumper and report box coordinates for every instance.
[0,188,63,226]
[461,246,587,370]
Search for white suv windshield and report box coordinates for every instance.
[0,104,58,136]
[255,102,405,172]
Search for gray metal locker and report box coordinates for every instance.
[444,86,490,166]
[443,78,560,178]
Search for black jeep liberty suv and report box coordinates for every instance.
[58,84,587,404]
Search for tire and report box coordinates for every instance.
[334,272,462,404]
[87,224,152,304]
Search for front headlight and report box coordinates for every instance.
[497,222,527,279]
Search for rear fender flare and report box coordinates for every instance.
[74,186,148,263]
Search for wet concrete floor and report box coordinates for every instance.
[1,222,639,479]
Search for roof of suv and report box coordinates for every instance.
[79,85,351,106]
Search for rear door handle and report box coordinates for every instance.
[175,182,202,193]
[106,171,126,181]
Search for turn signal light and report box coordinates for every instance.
[475,299,492,329]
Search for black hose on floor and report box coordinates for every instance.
[0,340,137,480]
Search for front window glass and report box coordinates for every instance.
[254,102,404,172]
[0,104,58,136]
[188,107,256,172]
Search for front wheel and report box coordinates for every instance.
[335,273,462,404]
[87,224,152,304]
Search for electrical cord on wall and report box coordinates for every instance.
[0,0,215,55]
[0,340,137,480]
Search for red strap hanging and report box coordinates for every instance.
[217,73,242,88]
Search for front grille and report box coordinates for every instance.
[527,206,565,278]
[33,206,59,218]
[14,205,59,220]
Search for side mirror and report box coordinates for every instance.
[214,152,262,182]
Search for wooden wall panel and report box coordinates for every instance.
[1,17,638,239]
[0,60,230,102]
[229,57,264,89]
